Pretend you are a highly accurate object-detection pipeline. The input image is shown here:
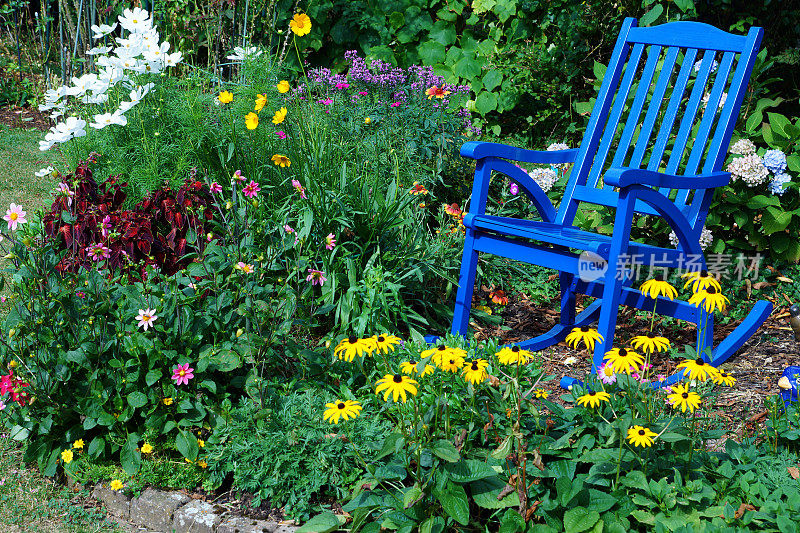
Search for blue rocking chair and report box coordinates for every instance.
[451,18,773,387]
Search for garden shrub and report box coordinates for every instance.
[204,393,391,521]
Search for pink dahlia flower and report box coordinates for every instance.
[4,204,27,231]
[306,269,327,286]
[325,233,336,251]
[243,180,261,198]
[171,363,195,386]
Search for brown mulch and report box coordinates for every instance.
[0,104,50,130]
[471,287,799,436]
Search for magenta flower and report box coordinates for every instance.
[306,269,327,286]
[232,169,244,182]
[210,181,223,194]
[390,102,401,108]
[57,183,74,206]
[358,91,368,96]
[292,179,307,199]
[243,180,261,198]
[100,215,112,237]
[275,130,287,139]
[509,183,519,195]
[318,98,333,105]
[4,204,27,231]
[283,224,298,244]
[171,363,195,386]
[325,233,336,251]
[86,243,111,261]
[335,82,350,90]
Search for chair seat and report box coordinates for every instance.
[466,214,676,263]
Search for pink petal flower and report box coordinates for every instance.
[306,268,327,286]
[4,204,27,231]
[171,363,195,386]
[275,130,287,139]
[325,233,336,251]
[210,181,223,194]
[243,180,261,198]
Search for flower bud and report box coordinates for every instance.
[236,328,244,338]
[8,328,15,338]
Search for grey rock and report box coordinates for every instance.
[93,482,132,520]
[130,488,190,532]
[216,516,281,533]
[172,499,224,533]
[273,525,298,533]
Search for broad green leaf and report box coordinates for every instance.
[563,507,600,533]
[438,482,469,525]
[768,112,791,139]
[127,391,148,409]
[430,439,460,462]
[762,206,792,235]
[483,70,503,92]
[499,509,526,533]
[640,4,664,26]
[491,435,513,459]
[419,516,446,533]
[453,55,482,79]
[674,0,695,12]
[430,22,457,46]
[403,484,423,509]
[418,40,446,65]
[120,434,141,475]
[745,112,763,133]
[388,12,405,29]
[471,477,520,509]
[475,90,498,115]
[586,489,618,513]
[443,459,497,483]
[746,194,780,209]
[472,0,496,14]
[376,432,404,460]
[295,512,344,533]
[145,369,161,386]
[88,436,105,458]
[175,429,199,461]
[212,349,242,371]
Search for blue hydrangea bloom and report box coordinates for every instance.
[763,149,787,174]
[769,173,792,195]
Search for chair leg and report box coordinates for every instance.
[559,272,576,328]
[593,269,625,374]
[451,233,479,336]
[697,306,714,359]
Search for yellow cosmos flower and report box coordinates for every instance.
[682,270,722,293]
[630,333,671,354]
[576,390,611,408]
[400,360,435,377]
[73,439,85,449]
[713,371,736,387]
[218,90,233,104]
[462,359,488,384]
[271,154,291,167]
[245,112,259,130]
[197,439,205,448]
[163,397,173,406]
[255,94,268,112]
[141,443,153,454]
[272,106,287,124]
[198,460,208,469]
[110,479,124,491]
[604,347,644,374]
[666,383,702,413]
[534,389,549,399]
[639,274,677,300]
[277,80,291,93]
[688,286,729,313]
[676,357,718,382]
[334,336,376,362]
[627,425,658,448]
[375,373,418,403]
[289,12,312,36]
[421,345,467,367]
[565,326,604,351]
[371,334,402,354]
[496,345,533,365]
[323,399,362,424]
[61,449,74,464]
[364,117,371,124]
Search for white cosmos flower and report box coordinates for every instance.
[164,51,183,67]
[59,116,88,138]
[82,92,109,104]
[118,7,152,33]
[143,42,170,62]
[87,45,112,55]
[35,166,56,178]
[91,22,117,39]
[65,74,98,96]
[227,46,262,62]
[39,139,55,151]
[91,110,127,129]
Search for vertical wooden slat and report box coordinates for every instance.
[586,42,646,188]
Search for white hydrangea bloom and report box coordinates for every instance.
[547,142,571,170]
[701,92,726,110]
[668,227,713,250]
[727,154,769,187]
[730,138,756,155]
[529,167,559,192]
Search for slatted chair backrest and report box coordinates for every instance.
[557,18,764,235]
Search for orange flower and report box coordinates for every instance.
[444,203,462,217]
[410,181,428,195]
[490,289,508,305]
[425,86,451,99]
[289,13,312,36]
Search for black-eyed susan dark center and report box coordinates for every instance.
[437,345,446,351]
[588,391,596,396]
[348,335,357,344]
[393,374,403,383]
[512,346,520,353]
[580,326,589,332]
[700,270,708,277]
[682,392,689,399]
[647,332,656,338]
[619,348,627,356]
[707,286,717,294]
[655,274,664,281]
[471,362,479,370]
[337,402,345,410]
[378,336,385,342]
[638,429,645,436]
[695,358,705,365]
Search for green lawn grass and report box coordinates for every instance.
[0,125,118,533]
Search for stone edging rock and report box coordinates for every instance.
[93,483,299,533]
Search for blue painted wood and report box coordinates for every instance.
[451,18,769,385]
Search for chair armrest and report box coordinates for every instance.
[461,141,579,165]
[604,167,731,190]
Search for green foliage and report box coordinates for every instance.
[204,392,391,521]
